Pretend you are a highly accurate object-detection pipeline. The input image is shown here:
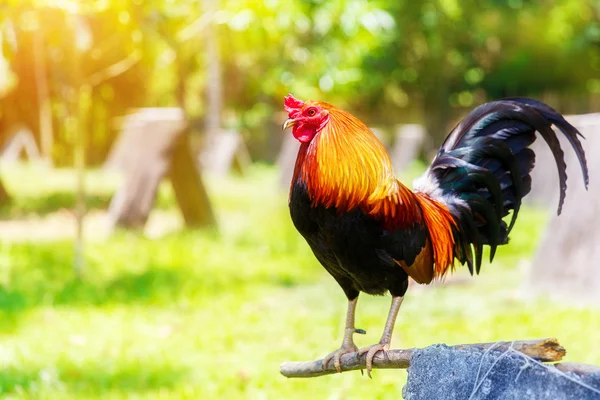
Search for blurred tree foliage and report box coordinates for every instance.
[0,0,599,164]
[362,0,600,144]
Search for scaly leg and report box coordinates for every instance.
[358,296,404,378]
[322,297,361,373]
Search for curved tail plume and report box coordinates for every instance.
[415,98,589,275]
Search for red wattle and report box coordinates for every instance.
[292,126,316,143]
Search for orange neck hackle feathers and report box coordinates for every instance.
[289,96,417,224]
[286,94,456,278]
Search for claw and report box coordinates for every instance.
[358,342,390,378]
[322,344,359,373]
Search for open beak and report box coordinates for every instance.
[282,118,296,130]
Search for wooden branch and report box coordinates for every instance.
[280,338,565,378]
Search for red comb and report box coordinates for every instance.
[284,94,304,117]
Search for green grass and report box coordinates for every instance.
[0,164,599,399]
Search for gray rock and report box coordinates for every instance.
[403,345,600,400]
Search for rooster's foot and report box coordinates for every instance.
[358,342,389,378]
[322,343,359,373]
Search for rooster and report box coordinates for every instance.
[282,94,589,376]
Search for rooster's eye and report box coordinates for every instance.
[307,108,317,116]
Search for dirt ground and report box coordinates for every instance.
[0,209,184,242]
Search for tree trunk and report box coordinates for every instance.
[204,0,222,138]
[74,84,91,277]
[33,19,54,166]
[169,130,217,228]
[0,178,10,205]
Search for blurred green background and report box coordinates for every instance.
[1,0,600,162]
[0,1,599,399]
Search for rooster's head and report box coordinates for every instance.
[282,94,330,143]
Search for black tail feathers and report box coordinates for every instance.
[415,98,589,274]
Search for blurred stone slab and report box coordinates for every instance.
[528,113,600,304]
[106,108,215,230]
[0,125,41,164]
[391,124,426,172]
[404,344,600,400]
[277,132,300,189]
[199,130,251,178]
[369,126,390,148]
[105,108,186,172]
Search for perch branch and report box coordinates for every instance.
[280,337,565,378]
